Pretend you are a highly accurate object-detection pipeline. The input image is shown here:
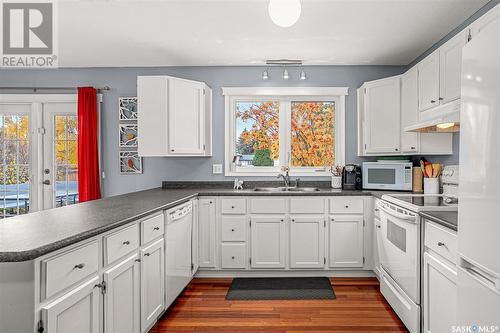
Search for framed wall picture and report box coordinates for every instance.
[119,97,138,120]
[119,151,142,174]
[119,124,138,147]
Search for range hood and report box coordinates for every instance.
[404,99,460,133]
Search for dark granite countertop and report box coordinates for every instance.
[420,211,458,231]
[0,184,402,262]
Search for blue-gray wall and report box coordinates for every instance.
[1,66,407,196]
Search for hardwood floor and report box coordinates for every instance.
[151,277,409,333]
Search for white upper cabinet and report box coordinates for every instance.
[417,50,440,112]
[361,76,401,154]
[417,29,467,112]
[400,68,419,153]
[470,3,500,37]
[137,75,212,157]
[439,31,467,104]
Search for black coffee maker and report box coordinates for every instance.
[342,164,362,190]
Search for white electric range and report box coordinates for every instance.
[376,165,459,333]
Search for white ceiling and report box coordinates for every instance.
[58,0,489,67]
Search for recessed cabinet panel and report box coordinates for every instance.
[198,198,216,268]
[221,243,247,269]
[168,79,204,155]
[141,239,165,333]
[290,216,325,268]
[401,68,420,153]
[103,254,140,333]
[290,198,325,214]
[363,76,401,154]
[221,216,247,242]
[418,51,440,112]
[423,252,457,333]
[221,198,246,215]
[439,31,467,104]
[329,215,364,268]
[250,216,286,268]
[41,276,101,333]
[250,198,286,214]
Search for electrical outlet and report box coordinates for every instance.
[212,164,223,174]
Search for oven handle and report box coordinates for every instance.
[378,202,417,223]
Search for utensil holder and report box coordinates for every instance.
[424,178,440,194]
[331,176,342,189]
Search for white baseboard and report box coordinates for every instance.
[195,269,377,278]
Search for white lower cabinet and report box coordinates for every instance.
[221,243,247,269]
[198,198,217,268]
[290,216,325,268]
[423,252,457,333]
[103,254,141,333]
[140,239,165,333]
[329,215,364,267]
[41,275,101,333]
[250,216,286,268]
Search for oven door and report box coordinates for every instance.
[377,201,420,303]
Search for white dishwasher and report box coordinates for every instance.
[165,201,193,308]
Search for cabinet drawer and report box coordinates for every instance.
[290,198,325,214]
[330,197,363,214]
[221,243,247,269]
[221,216,247,242]
[42,240,99,300]
[250,198,286,214]
[141,213,165,245]
[425,221,457,263]
[221,198,246,214]
[105,224,139,265]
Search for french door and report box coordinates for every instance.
[0,95,79,218]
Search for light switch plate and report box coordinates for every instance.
[212,164,223,174]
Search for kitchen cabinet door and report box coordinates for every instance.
[400,67,419,153]
[423,252,457,333]
[198,198,217,268]
[250,216,286,268]
[191,199,199,274]
[373,214,381,277]
[290,216,325,268]
[470,3,500,37]
[41,276,101,333]
[140,239,165,333]
[168,78,205,155]
[363,76,401,154]
[329,215,364,268]
[418,51,440,111]
[104,254,140,333]
[439,31,467,104]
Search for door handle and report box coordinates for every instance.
[43,179,51,185]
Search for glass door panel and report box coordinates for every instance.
[0,110,31,218]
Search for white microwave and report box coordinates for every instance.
[362,162,413,191]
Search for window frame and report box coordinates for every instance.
[223,87,348,177]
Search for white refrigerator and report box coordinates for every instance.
[458,13,500,329]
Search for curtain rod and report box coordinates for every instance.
[0,86,111,92]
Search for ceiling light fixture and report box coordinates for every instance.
[283,68,290,80]
[262,68,269,80]
[300,69,307,80]
[268,0,302,28]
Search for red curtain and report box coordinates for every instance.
[77,87,101,202]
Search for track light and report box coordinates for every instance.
[283,68,289,80]
[262,69,269,80]
[300,69,307,80]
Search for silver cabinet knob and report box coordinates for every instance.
[431,100,436,103]
[74,263,85,269]
[231,229,235,232]
[123,240,130,245]
[438,97,444,101]
[43,179,51,185]
[144,253,151,257]
[231,256,235,259]
[437,242,446,247]
[153,227,160,231]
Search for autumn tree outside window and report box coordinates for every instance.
[223,87,347,176]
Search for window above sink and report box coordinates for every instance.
[223,87,348,177]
